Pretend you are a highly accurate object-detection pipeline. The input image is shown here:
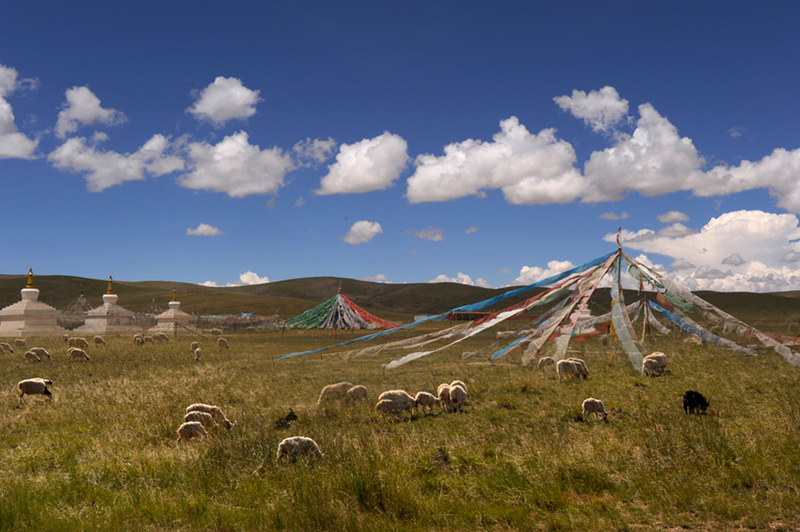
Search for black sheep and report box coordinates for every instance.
[682,390,710,414]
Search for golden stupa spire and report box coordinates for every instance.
[106,276,115,294]
[338,281,342,294]
[172,288,178,301]
[25,268,35,288]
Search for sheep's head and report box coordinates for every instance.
[223,420,234,430]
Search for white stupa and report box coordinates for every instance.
[149,289,194,336]
[76,276,137,335]
[0,269,67,337]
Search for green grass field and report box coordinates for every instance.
[2,328,800,531]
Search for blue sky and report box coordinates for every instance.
[2,2,799,293]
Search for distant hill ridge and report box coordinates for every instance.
[1,273,799,328]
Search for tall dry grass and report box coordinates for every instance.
[1,329,799,531]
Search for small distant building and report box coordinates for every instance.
[148,289,196,336]
[76,277,137,335]
[0,269,67,337]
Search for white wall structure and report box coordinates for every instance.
[0,270,67,337]
[75,277,137,335]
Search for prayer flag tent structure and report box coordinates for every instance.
[284,287,401,330]
[280,248,800,371]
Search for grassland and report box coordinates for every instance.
[2,326,800,531]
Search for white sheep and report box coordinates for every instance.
[153,332,170,342]
[375,398,413,419]
[537,357,556,371]
[94,336,106,347]
[582,397,608,421]
[29,347,50,360]
[449,384,468,413]
[345,385,368,404]
[14,338,27,349]
[194,348,203,361]
[17,378,53,403]
[143,335,155,344]
[642,358,662,377]
[414,391,441,415]
[217,337,229,349]
[184,403,233,429]
[210,328,223,336]
[643,352,667,374]
[68,348,90,361]
[176,421,208,443]
[557,359,583,382]
[62,333,70,343]
[377,390,416,411]
[190,341,199,353]
[184,410,218,428]
[276,436,324,461]
[437,384,452,412]
[317,381,353,407]
[0,342,13,354]
[24,350,41,362]
[68,337,90,348]
[568,358,589,378]
[450,380,468,393]
[134,335,145,346]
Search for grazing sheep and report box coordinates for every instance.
[68,337,90,348]
[24,350,41,362]
[210,328,223,336]
[375,398,413,419]
[94,336,106,347]
[414,391,441,415]
[143,335,155,344]
[567,358,589,378]
[276,436,324,461]
[153,332,170,342]
[275,409,298,429]
[437,384,452,412]
[537,357,556,371]
[29,347,50,360]
[184,410,218,428]
[194,348,203,361]
[18,378,53,403]
[176,421,208,443]
[190,341,198,353]
[345,385,368,404]
[134,335,145,346]
[582,397,608,421]
[184,404,233,429]
[68,348,90,361]
[62,333,70,343]
[449,384,468,413]
[217,337,229,349]
[683,390,710,415]
[556,359,584,382]
[450,380,468,393]
[14,338,27,349]
[377,390,416,411]
[0,342,15,354]
[642,358,662,377]
[316,381,353,407]
[643,352,667,375]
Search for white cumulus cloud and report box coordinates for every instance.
[512,260,576,286]
[48,134,185,191]
[600,212,630,220]
[201,271,269,287]
[55,86,127,139]
[293,137,337,166]
[553,86,629,133]
[0,64,39,159]
[658,211,690,223]
[343,220,383,245]
[187,77,261,126]
[362,274,389,282]
[181,131,295,197]
[187,223,223,236]
[316,132,408,195]
[414,227,444,242]
[407,117,584,205]
[429,272,490,288]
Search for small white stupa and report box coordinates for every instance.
[149,289,194,336]
[76,276,137,335]
[0,269,67,337]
